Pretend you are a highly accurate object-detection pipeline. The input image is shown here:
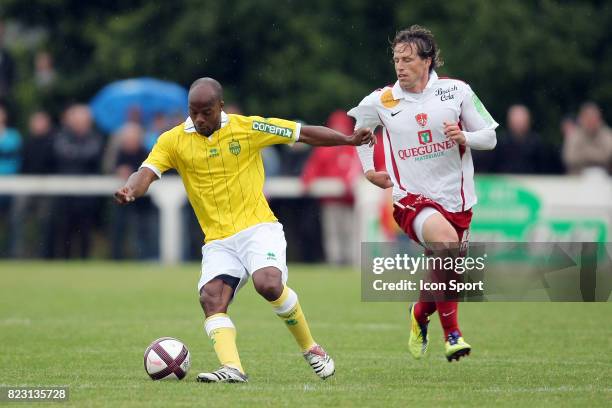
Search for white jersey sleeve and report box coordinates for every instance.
[355,143,375,173]
[460,85,499,150]
[464,128,496,150]
[348,92,382,173]
[460,86,498,132]
[348,92,383,129]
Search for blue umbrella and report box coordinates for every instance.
[90,78,188,133]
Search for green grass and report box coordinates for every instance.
[0,262,610,407]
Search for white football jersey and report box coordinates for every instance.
[349,71,498,212]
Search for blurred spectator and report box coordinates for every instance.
[34,51,57,89]
[10,111,56,258]
[560,114,577,139]
[558,114,578,174]
[562,102,612,175]
[21,111,56,173]
[110,123,158,259]
[271,120,320,262]
[470,140,496,173]
[52,104,104,258]
[302,110,362,265]
[54,105,102,174]
[491,104,548,174]
[168,112,185,129]
[262,144,281,177]
[279,138,311,176]
[102,106,143,174]
[0,104,21,174]
[144,113,171,151]
[0,22,15,103]
[277,118,312,176]
[112,123,146,179]
[127,106,142,124]
[0,104,21,256]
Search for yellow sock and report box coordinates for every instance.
[270,286,316,352]
[204,313,244,374]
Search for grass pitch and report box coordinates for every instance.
[0,262,610,407]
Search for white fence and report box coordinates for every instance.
[1,173,611,264]
[0,176,346,264]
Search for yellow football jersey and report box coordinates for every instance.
[142,112,300,242]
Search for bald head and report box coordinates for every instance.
[188,77,224,137]
[189,77,223,102]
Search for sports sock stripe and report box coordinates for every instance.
[273,288,298,315]
[204,314,235,337]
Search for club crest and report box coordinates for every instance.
[229,140,241,156]
[415,113,428,128]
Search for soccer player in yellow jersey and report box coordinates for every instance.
[115,77,374,383]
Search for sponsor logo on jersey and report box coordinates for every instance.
[252,121,293,138]
[397,139,457,161]
[266,251,276,260]
[434,84,458,101]
[380,89,400,108]
[418,130,432,144]
[229,140,241,156]
[415,113,428,127]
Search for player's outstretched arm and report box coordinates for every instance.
[299,126,375,147]
[114,167,158,204]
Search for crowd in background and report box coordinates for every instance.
[1,98,611,263]
[472,102,612,176]
[1,28,612,262]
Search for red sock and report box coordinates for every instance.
[435,301,460,338]
[413,301,436,325]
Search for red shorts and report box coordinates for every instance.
[392,193,473,245]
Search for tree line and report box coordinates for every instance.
[4,0,612,142]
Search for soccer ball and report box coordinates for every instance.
[144,337,191,380]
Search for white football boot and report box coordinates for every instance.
[303,344,335,379]
[196,366,248,383]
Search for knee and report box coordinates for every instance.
[441,230,460,246]
[199,285,227,315]
[255,281,282,301]
[253,268,283,301]
[428,229,460,253]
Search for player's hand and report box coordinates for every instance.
[365,170,393,189]
[114,186,136,204]
[444,122,466,145]
[348,127,375,147]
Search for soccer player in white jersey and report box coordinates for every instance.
[349,25,498,362]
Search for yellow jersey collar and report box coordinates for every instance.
[184,111,229,133]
